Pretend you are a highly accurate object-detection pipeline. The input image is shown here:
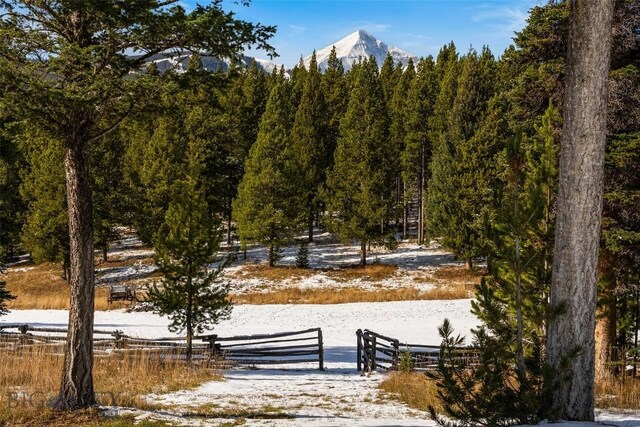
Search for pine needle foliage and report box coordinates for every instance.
[0,266,15,316]
[147,141,232,360]
[324,57,392,266]
[428,103,561,426]
[234,82,300,267]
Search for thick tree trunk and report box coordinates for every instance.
[53,141,96,410]
[546,0,614,421]
[402,198,408,240]
[308,211,314,243]
[268,244,274,267]
[186,275,193,361]
[360,240,367,267]
[102,247,108,263]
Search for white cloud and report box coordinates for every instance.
[351,21,391,34]
[470,3,530,35]
[289,24,307,32]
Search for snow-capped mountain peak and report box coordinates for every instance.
[303,29,416,72]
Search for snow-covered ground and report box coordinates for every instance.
[224,232,467,294]
[90,229,471,295]
[3,303,639,426]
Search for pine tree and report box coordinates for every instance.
[0,268,15,317]
[147,140,232,361]
[0,0,274,410]
[429,124,559,426]
[388,59,415,237]
[240,60,269,159]
[91,133,125,262]
[379,53,397,103]
[426,48,497,268]
[402,56,437,242]
[0,120,25,262]
[322,46,348,171]
[130,111,186,244]
[425,45,460,254]
[18,132,70,275]
[290,57,308,107]
[325,58,392,266]
[290,52,328,242]
[233,82,299,267]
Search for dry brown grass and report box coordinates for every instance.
[378,372,441,413]
[380,372,640,416]
[432,266,486,285]
[0,346,221,425]
[232,285,470,305]
[229,263,399,282]
[4,263,131,311]
[596,375,640,410]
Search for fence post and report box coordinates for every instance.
[370,334,377,372]
[18,324,29,346]
[392,339,400,370]
[356,329,362,372]
[318,329,324,371]
[112,330,125,350]
[207,335,218,358]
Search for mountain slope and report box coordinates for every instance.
[303,30,417,72]
[147,53,283,75]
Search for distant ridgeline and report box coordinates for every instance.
[137,29,417,75]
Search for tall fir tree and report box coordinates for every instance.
[426,48,497,268]
[0,120,25,262]
[233,82,299,267]
[18,132,70,276]
[389,59,415,236]
[402,56,437,242]
[379,53,397,103]
[322,46,348,172]
[240,60,269,160]
[325,57,392,266]
[425,44,460,255]
[429,119,559,425]
[290,52,329,242]
[91,133,125,262]
[147,139,232,361]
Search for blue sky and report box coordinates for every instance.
[186,0,545,66]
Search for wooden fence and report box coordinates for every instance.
[356,329,478,372]
[0,324,324,370]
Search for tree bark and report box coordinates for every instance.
[595,253,617,379]
[186,274,193,361]
[360,240,367,266]
[268,244,274,267]
[402,198,408,240]
[53,141,96,410]
[546,0,614,421]
[465,258,473,270]
[308,211,314,243]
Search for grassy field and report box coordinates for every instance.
[379,371,640,415]
[233,285,470,304]
[0,346,222,426]
[3,263,129,311]
[4,261,480,310]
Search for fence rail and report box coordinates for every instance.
[0,324,324,370]
[356,328,478,372]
